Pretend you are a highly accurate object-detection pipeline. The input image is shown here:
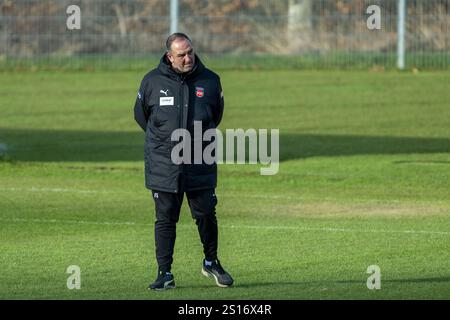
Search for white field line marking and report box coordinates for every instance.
[0,187,289,198]
[0,187,405,203]
[0,187,298,200]
[0,187,114,194]
[1,217,449,236]
[0,217,210,227]
[0,217,143,226]
[224,224,450,235]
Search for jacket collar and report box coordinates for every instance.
[158,53,205,81]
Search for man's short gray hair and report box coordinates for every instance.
[166,33,192,52]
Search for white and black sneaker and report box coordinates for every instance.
[201,259,234,287]
[148,271,176,291]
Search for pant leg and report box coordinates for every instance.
[186,189,218,261]
[152,189,184,273]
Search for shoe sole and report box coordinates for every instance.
[201,268,232,288]
[149,280,176,291]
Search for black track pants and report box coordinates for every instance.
[151,187,218,273]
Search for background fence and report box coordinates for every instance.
[0,0,449,70]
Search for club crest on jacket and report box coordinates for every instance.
[195,87,204,98]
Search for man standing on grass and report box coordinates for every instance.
[134,33,233,290]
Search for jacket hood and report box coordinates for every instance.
[158,53,205,80]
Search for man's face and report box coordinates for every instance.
[167,38,195,73]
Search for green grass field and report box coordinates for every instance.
[1,69,450,299]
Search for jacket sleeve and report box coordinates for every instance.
[213,78,224,127]
[134,79,150,132]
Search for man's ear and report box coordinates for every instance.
[166,51,173,63]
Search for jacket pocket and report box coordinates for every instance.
[151,105,161,126]
[149,139,171,154]
[193,103,213,124]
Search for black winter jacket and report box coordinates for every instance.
[134,54,224,193]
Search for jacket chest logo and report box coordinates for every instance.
[160,96,174,106]
[195,87,204,98]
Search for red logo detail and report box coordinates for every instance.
[196,87,204,98]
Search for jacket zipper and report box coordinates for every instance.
[177,75,186,190]
[179,75,184,130]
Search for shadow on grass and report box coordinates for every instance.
[1,128,450,162]
[187,276,450,289]
[184,281,307,290]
